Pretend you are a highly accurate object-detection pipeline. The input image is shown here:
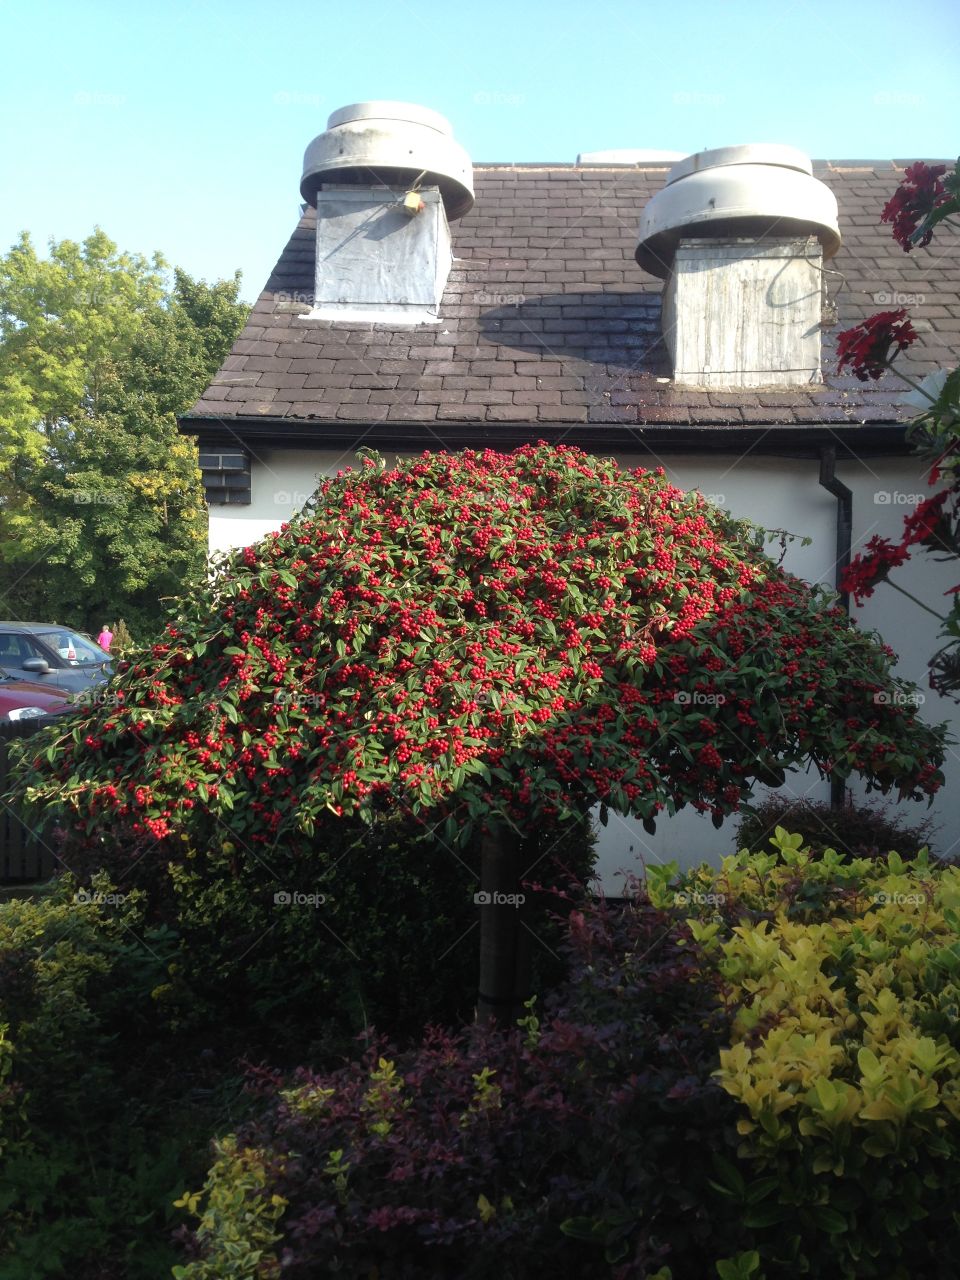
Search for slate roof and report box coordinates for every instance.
[183,163,959,443]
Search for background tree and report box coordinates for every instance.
[0,229,248,639]
[10,445,946,1022]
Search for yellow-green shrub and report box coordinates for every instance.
[171,1138,286,1280]
[653,832,960,1277]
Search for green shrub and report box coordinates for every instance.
[178,836,960,1279]
[0,812,593,1276]
[111,616,136,655]
[171,1138,286,1280]
[735,795,936,862]
[172,889,731,1280]
[73,811,595,1065]
[0,875,248,1280]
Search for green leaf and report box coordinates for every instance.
[710,1154,747,1200]
[810,1206,847,1234]
[742,1203,791,1228]
[745,1176,781,1205]
[716,1252,760,1279]
[559,1217,602,1242]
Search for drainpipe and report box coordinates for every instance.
[818,445,852,808]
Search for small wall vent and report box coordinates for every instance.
[198,447,251,506]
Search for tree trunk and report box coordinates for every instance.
[511,883,533,1023]
[476,823,522,1027]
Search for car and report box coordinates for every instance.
[0,674,74,721]
[0,623,112,694]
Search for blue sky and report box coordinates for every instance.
[2,0,958,302]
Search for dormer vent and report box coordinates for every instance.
[301,101,474,220]
[636,144,840,278]
[636,145,841,389]
[299,102,474,325]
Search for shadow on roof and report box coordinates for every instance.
[477,292,671,374]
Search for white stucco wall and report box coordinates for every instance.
[208,445,958,891]
[208,448,355,554]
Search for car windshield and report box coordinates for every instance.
[37,630,109,665]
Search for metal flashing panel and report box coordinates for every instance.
[307,186,452,324]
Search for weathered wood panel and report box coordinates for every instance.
[664,236,823,389]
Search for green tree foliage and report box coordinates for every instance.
[0,228,247,639]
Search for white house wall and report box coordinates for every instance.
[208,449,359,554]
[209,446,959,891]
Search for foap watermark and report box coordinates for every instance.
[672,90,726,107]
[75,889,126,905]
[873,891,926,906]
[673,890,726,906]
[72,688,124,710]
[476,291,525,308]
[273,90,324,108]
[272,690,322,708]
[74,490,123,506]
[274,890,326,907]
[874,491,923,505]
[872,91,924,108]
[74,90,126,108]
[874,690,925,706]
[474,890,525,908]
[674,690,726,706]
[699,493,726,506]
[472,91,526,107]
[873,290,926,307]
[273,490,311,507]
[77,287,120,306]
[275,289,314,306]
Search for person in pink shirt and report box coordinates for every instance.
[97,625,113,653]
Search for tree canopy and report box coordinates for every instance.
[13,443,945,860]
[0,228,248,638]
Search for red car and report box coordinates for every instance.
[0,674,73,721]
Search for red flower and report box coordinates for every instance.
[841,536,910,603]
[881,162,949,252]
[902,491,951,550]
[836,309,918,381]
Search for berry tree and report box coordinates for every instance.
[11,444,945,1022]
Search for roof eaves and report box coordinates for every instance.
[179,414,909,458]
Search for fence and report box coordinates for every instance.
[0,717,60,883]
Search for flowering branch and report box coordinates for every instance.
[836,157,960,696]
[836,309,919,382]
[880,160,958,251]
